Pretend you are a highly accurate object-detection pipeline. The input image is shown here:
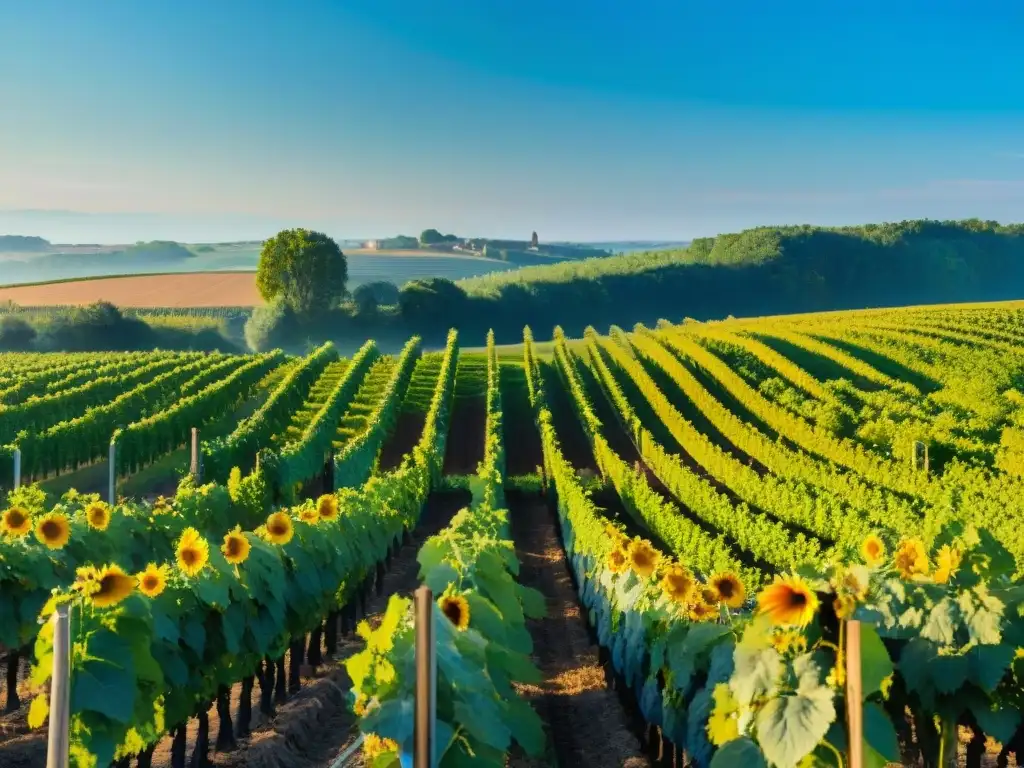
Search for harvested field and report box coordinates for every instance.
[0,272,262,307]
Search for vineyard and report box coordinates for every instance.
[3,300,1024,767]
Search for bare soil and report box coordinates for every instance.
[507,489,649,768]
[377,411,425,471]
[0,273,263,307]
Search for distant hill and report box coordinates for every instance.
[0,240,197,284]
[0,235,51,252]
[456,219,1024,339]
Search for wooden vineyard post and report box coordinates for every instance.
[190,428,202,482]
[845,619,863,768]
[46,604,71,768]
[414,586,436,768]
[108,440,117,505]
[913,440,929,473]
[12,447,20,490]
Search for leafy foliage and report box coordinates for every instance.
[256,229,349,317]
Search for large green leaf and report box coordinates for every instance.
[756,656,836,768]
[755,688,836,768]
[710,737,767,768]
[731,645,782,705]
[920,597,958,645]
[454,691,512,751]
[463,592,507,646]
[517,585,546,619]
[71,630,137,724]
[858,623,893,701]
[504,696,545,756]
[967,643,1015,692]
[863,702,901,768]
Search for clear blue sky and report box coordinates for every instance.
[1,0,1023,243]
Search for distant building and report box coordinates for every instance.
[363,240,380,250]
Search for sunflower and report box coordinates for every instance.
[709,572,746,609]
[299,506,320,524]
[363,733,399,760]
[439,594,471,631]
[771,629,807,656]
[85,501,111,531]
[700,586,720,606]
[137,563,169,598]
[861,534,886,566]
[688,600,718,623]
[265,512,294,545]
[932,545,962,584]
[757,574,819,628]
[606,547,628,574]
[89,564,135,608]
[151,496,172,515]
[627,538,660,578]
[375,658,396,685]
[1,506,32,538]
[72,565,102,596]
[176,527,210,577]
[221,526,251,565]
[839,564,870,601]
[35,512,71,550]
[706,683,740,746]
[661,565,696,604]
[352,696,368,720]
[317,494,340,521]
[893,538,929,579]
[833,594,856,620]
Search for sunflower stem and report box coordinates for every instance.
[288,638,304,693]
[215,686,235,751]
[274,655,287,703]
[170,724,187,768]
[235,675,253,738]
[259,658,276,716]
[4,649,20,713]
[308,625,323,668]
[325,611,339,656]
[189,708,210,767]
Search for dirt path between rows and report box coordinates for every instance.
[147,490,470,768]
[507,489,649,768]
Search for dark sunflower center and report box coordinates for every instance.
[789,591,807,608]
[9,511,26,526]
[41,521,61,539]
[143,575,159,590]
[181,549,198,565]
[442,602,463,624]
[718,581,735,598]
[269,522,287,535]
[226,538,242,556]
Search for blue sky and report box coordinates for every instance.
[1,0,1023,243]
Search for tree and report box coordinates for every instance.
[420,229,459,245]
[353,281,400,315]
[256,229,348,317]
[0,315,36,350]
[420,229,444,246]
[399,278,468,327]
